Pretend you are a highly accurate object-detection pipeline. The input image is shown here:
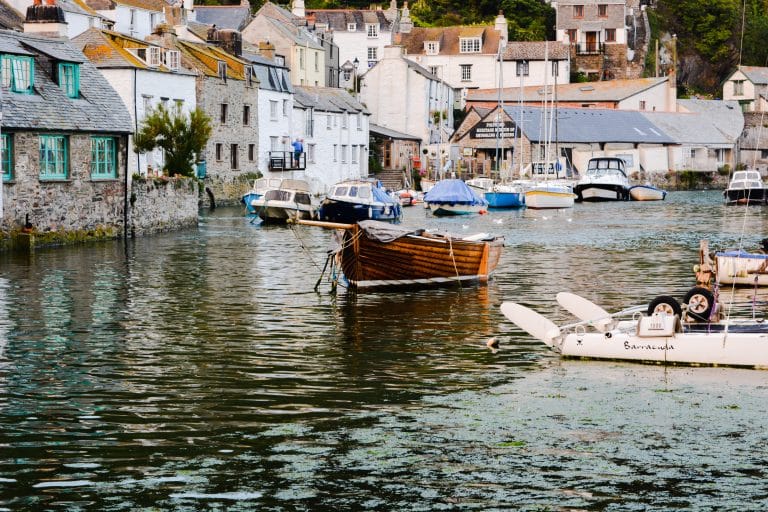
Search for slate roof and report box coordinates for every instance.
[241,49,292,93]
[737,65,768,85]
[306,9,393,32]
[0,29,132,133]
[293,85,367,114]
[255,1,304,26]
[0,1,24,30]
[639,110,736,147]
[370,123,420,141]
[502,41,570,61]
[195,5,252,32]
[467,77,669,104]
[262,15,323,50]
[497,106,675,144]
[676,99,744,141]
[395,25,502,56]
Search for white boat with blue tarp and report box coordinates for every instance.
[424,179,488,216]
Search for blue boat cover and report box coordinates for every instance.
[371,184,398,205]
[424,179,488,206]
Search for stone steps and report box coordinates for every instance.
[374,169,409,190]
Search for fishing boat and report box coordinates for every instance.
[574,157,630,202]
[629,184,667,201]
[318,179,402,223]
[500,291,768,369]
[241,177,284,214]
[423,179,488,216]
[249,178,316,223]
[723,169,767,205]
[524,182,576,209]
[302,219,504,289]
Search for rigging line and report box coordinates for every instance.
[288,223,323,271]
[738,0,746,66]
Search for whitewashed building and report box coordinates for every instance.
[289,86,369,195]
[8,0,111,38]
[73,27,198,177]
[722,66,768,112]
[83,0,167,40]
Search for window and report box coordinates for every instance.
[573,5,584,18]
[308,143,315,163]
[91,136,117,179]
[165,50,180,71]
[245,66,254,87]
[342,112,348,129]
[314,52,319,72]
[217,61,227,81]
[283,99,288,116]
[425,41,439,55]
[366,23,378,38]
[248,144,255,161]
[58,63,79,98]
[551,60,559,77]
[516,60,529,77]
[347,23,356,31]
[306,109,314,137]
[142,94,152,115]
[605,28,616,42]
[243,105,250,125]
[215,143,223,161]
[270,136,279,151]
[327,114,332,129]
[367,47,378,64]
[639,100,646,110]
[333,144,337,162]
[716,149,725,164]
[567,29,577,43]
[270,100,278,120]
[351,145,358,163]
[150,12,157,28]
[148,46,161,67]
[298,48,305,70]
[39,135,68,180]
[460,64,472,81]
[129,9,136,29]
[230,144,238,169]
[220,103,228,124]
[733,80,745,96]
[429,65,440,76]
[459,38,481,53]
[598,4,607,17]
[1,133,12,182]
[1,55,34,94]
[341,144,348,163]
[356,113,362,130]
[343,69,351,81]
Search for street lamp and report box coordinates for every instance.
[352,57,359,98]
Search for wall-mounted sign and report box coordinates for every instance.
[470,121,518,139]
[462,147,473,156]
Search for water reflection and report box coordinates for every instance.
[1,191,768,509]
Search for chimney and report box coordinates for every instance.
[398,2,412,34]
[292,0,305,18]
[258,40,275,60]
[146,22,178,48]
[494,10,508,45]
[24,0,68,38]
[217,29,242,57]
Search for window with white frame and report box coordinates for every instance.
[734,80,745,96]
[270,136,279,151]
[308,143,316,163]
[356,113,362,130]
[298,48,305,69]
[367,47,378,64]
[148,46,161,67]
[425,41,439,55]
[327,114,332,129]
[551,60,559,77]
[516,60,529,76]
[165,50,180,71]
[459,38,481,53]
[270,100,278,120]
[341,145,348,163]
[460,64,472,81]
[314,52,319,72]
[366,23,378,38]
[717,149,725,164]
[351,145,358,163]
[333,144,338,162]
[428,65,440,76]
[342,112,348,129]
[282,99,288,117]
[347,23,356,31]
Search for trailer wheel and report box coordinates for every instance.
[683,287,715,322]
[647,296,682,317]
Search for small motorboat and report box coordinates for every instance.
[241,177,284,214]
[629,184,667,201]
[249,179,317,223]
[501,290,768,369]
[723,169,767,205]
[424,179,488,216]
[485,183,526,208]
[574,157,630,202]
[524,182,575,209]
[319,179,402,223]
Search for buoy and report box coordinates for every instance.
[479,209,487,215]
[486,337,499,349]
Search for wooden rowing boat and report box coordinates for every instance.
[300,219,504,289]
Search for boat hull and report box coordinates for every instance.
[629,185,666,201]
[242,192,263,214]
[319,199,401,223]
[485,191,525,208]
[256,204,315,224]
[558,325,768,368]
[427,203,485,216]
[524,190,575,209]
[724,188,768,205]
[338,226,504,289]
[715,251,768,286]
[574,184,629,202]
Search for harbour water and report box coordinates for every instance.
[2,190,768,510]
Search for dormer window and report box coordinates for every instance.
[459,37,481,53]
[57,62,79,98]
[164,50,180,71]
[245,66,254,87]
[347,23,356,31]
[1,54,34,94]
[366,23,378,38]
[217,61,227,82]
[147,46,161,67]
[425,41,439,55]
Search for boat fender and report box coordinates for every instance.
[605,332,612,339]
[479,209,487,215]
[368,206,372,218]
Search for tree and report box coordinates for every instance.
[133,105,212,178]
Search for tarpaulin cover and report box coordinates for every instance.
[423,179,488,206]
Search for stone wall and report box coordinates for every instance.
[1,131,128,249]
[129,176,199,237]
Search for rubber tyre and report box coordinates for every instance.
[683,286,715,322]
[647,295,682,317]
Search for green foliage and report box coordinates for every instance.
[134,105,212,178]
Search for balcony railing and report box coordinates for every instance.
[268,151,306,172]
[574,42,605,55]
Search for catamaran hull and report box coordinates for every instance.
[557,329,768,368]
[574,184,629,202]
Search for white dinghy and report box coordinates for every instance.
[500,291,768,369]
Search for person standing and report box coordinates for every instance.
[292,137,303,167]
